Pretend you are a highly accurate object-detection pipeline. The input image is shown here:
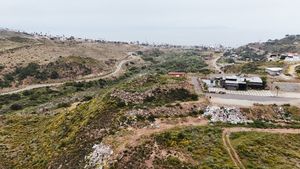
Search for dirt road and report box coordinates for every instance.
[222,130,246,169]
[103,117,208,159]
[0,54,140,96]
[208,93,300,107]
[222,127,300,169]
[288,63,300,78]
[205,53,223,74]
[190,76,202,95]
[212,54,223,74]
[102,104,300,168]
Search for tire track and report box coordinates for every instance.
[222,127,300,169]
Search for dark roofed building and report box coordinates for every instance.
[220,76,262,90]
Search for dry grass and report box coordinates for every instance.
[230,131,300,169]
[0,30,140,76]
[0,41,139,74]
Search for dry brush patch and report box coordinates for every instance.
[230,131,300,169]
[110,126,236,169]
[241,104,300,122]
[0,40,139,74]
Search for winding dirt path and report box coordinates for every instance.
[205,53,223,74]
[212,54,223,74]
[104,114,300,169]
[103,117,208,159]
[288,63,300,78]
[0,54,140,96]
[190,76,203,95]
[222,127,300,169]
[222,129,246,169]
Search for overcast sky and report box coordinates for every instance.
[1,0,300,46]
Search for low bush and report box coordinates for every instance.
[10,103,23,110]
[57,102,71,108]
[0,64,5,71]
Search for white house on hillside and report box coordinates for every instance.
[266,67,283,76]
[284,53,300,62]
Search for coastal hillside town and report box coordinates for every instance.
[2,0,300,168]
[0,29,300,169]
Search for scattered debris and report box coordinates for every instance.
[84,143,113,169]
[203,106,253,124]
[110,89,154,104]
[126,102,206,118]
[242,104,299,121]
[110,84,192,105]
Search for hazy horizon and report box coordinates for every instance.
[1,0,300,47]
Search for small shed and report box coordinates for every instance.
[168,72,186,78]
[266,67,283,76]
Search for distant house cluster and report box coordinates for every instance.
[267,53,300,62]
[283,53,300,62]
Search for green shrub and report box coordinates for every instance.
[261,76,267,88]
[0,64,5,71]
[8,93,21,100]
[10,103,23,110]
[57,102,71,108]
[22,90,34,96]
[231,132,300,169]
[16,63,40,80]
[82,96,93,101]
[296,65,300,74]
[50,71,59,79]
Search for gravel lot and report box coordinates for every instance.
[273,82,300,92]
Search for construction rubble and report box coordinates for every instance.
[110,89,153,104]
[203,106,253,124]
[126,102,206,118]
[84,143,113,169]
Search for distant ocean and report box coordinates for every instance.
[1,0,300,47]
[3,26,295,48]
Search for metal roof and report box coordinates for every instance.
[246,77,263,83]
[266,67,283,72]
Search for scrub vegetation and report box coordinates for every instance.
[112,127,236,169]
[140,49,210,74]
[0,65,201,168]
[0,56,106,88]
[230,132,300,169]
[2,30,300,169]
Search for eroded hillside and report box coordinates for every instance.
[0,30,140,89]
[1,30,300,169]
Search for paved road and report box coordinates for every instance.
[207,93,295,102]
[0,54,140,96]
[207,93,300,107]
[209,87,300,99]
